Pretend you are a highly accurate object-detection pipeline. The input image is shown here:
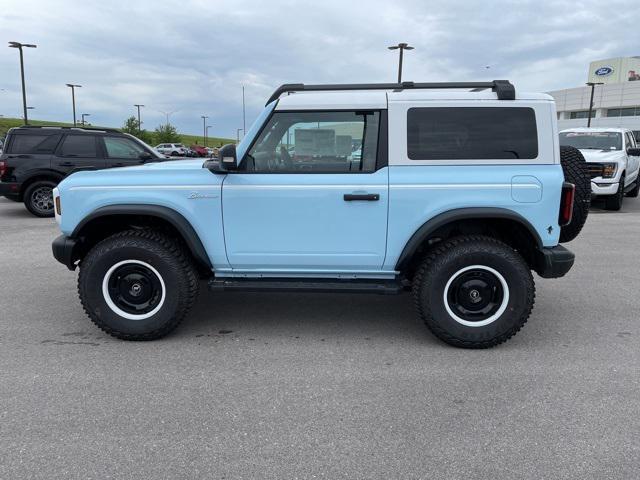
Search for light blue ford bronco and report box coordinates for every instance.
[51,81,590,348]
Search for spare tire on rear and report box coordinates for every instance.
[559,146,590,243]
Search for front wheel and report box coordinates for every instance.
[413,235,535,349]
[78,230,199,340]
[605,176,624,211]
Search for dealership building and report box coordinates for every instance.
[548,57,640,139]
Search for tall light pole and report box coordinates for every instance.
[242,85,246,135]
[81,113,90,126]
[586,82,603,128]
[201,115,209,145]
[8,41,37,125]
[157,109,177,126]
[236,128,243,144]
[206,125,213,148]
[134,104,144,133]
[388,42,414,83]
[66,83,82,126]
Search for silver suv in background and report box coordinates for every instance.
[155,143,189,156]
[559,128,640,210]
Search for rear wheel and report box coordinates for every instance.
[78,229,199,340]
[413,235,535,349]
[605,175,625,211]
[23,180,56,217]
[559,146,590,243]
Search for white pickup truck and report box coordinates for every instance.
[560,127,640,210]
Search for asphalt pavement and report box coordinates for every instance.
[0,196,638,479]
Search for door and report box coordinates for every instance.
[222,109,388,272]
[52,134,105,173]
[101,135,149,168]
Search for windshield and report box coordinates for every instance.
[236,100,278,161]
[559,131,622,151]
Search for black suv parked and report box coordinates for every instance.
[0,126,162,217]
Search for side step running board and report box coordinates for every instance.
[208,278,403,295]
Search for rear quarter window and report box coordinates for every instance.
[407,107,538,160]
[8,134,61,154]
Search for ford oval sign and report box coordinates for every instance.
[595,66,613,76]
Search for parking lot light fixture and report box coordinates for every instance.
[585,82,604,128]
[206,125,213,148]
[8,41,37,125]
[65,84,82,126]
[81,113,90,126]
[201,115,209,146]
[388,42,414,83]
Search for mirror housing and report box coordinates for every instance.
[218,143,239,170]
[627,147,640,157]
[204,144,239,173]
[139,151,154,162]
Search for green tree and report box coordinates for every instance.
[122,116,154,145]
[153,124,181,144]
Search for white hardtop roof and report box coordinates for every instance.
[560,127,630,133]
[274,88,553,110]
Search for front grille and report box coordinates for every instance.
[587,163,604,179]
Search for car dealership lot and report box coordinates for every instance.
[0,197,639,479]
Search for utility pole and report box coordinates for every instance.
[66,83,82,126]
[586,82,603,127]
[8,41,37,125]
[201,115,209,145]
[388,42,414,83]
[134,104,144,133]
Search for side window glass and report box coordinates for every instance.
[245,111,380,173]
[9,134,61,154]
[59,135,97,157]
[104,137,145,158]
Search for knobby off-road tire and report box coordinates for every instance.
[23,180,56,218]
[78,229,199,340]
[559,146,590,243]
[413,235,535,349]
[605,174,625,211]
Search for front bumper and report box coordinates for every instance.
[591,181,618,196]
[533,245,575,279]
[52,235,79,270]
[0,182,20,199]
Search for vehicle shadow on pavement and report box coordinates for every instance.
[178,287,439,345]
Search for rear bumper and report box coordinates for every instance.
[0,182,20,199]
[52,235,79,270]
[533,245,575,279]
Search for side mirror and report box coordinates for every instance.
[627,147,640,157]
[139,151,154,162]
[218,143,239,170]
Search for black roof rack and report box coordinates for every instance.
[266,80,515,105]
[16,125,121,133]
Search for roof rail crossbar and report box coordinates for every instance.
[266,80,515,105]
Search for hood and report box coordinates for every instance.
[577,149,625,163]
[125,159,206,170]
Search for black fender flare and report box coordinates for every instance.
[71,204,212,269]
[394,207,543,271]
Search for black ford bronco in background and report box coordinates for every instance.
[0,126,161,217]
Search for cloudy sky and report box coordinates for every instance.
[0,0,636,139]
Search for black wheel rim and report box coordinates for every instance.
[31,186,53,214]
[446,268,505,323]
[107,263,163,315]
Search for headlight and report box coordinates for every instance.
[601,163,617,178]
